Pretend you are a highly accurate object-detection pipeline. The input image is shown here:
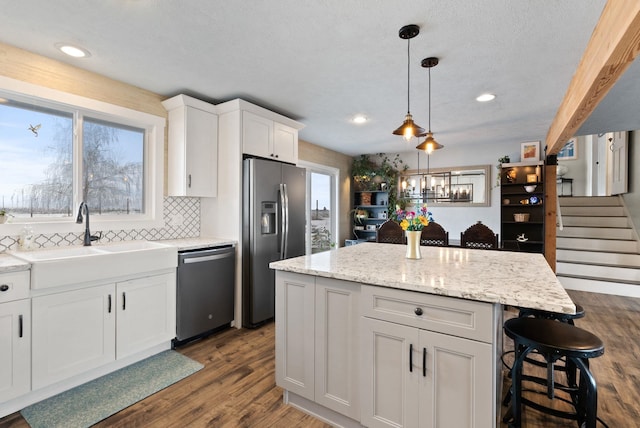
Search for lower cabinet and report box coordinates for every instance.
[275,272,361,420]
[32,272,175,389]
[360,317,493,428]
[0,299,31,402]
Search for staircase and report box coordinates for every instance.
[556,196,640,297]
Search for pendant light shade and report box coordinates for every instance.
[416,57,444,152]
[393,25,424,140]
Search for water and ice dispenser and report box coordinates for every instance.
[261,202,276,234]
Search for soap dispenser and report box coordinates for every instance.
[19,226,35,251]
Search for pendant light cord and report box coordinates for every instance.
[428,66,432,132]
[407,37,411,114]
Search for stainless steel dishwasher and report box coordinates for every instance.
[174,245,235,345]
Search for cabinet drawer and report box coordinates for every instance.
[0,270,30,303]
[361,285,494,343]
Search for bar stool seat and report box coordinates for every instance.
[503,317,604,428]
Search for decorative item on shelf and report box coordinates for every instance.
[503,198,510,205]
[524,185,537,193]
[514,213,530,222]
[506,168,517,183]
[520,141,541,162]
[392,24,424,140]
[516,233,528,242]
[366,224,377,231]
[392,204,433,260]
[529,196,539,205]
[360,192,372,205]
[378,212,388,219]
[519,199,529,205]
[526,174,538,183]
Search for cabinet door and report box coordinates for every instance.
[361,317,420,428]
[0,299,30,402]
[419,330,493,428]
[273,122,298,164]
[275,271,315,400]
[116,273,176,359]
[32,284,116,389]
[184,106,218,197]
[242,111,273,159]
[314,278,360,419]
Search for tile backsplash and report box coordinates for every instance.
[0,197,200,252]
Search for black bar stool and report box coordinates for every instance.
[518,304,585,325]
[503,317,604,428]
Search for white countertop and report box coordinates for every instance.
[0,253,30,273]
[270,243,575,314]
[154,237,236,251]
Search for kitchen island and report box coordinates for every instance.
[270,243,575,428]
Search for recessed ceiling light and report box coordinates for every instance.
[476,93,496,102]
[55,43,91,58]
[351,115,368,124]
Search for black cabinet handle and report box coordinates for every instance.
[188,174,192,188]
[423,348,427,377]
[19,314,23,338]
[122,292,126,311]
[0,284,9,292]
[409,343,413,372]
[415,307,423,316]
[108,294,112,313]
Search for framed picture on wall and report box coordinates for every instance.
[557,138,578,160]
[520,141,540,162]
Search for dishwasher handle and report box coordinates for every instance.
[182,249,235,264]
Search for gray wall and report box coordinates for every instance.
[622,131,640,231]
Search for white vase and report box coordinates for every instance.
[405,230,422,260]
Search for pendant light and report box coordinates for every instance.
[393,25,425,140]
[416,57,444,153]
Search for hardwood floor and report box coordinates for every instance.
[1,289,638,427]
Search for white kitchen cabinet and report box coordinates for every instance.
[32,283,116,389]
[275,272,361,420]
[116,273,176,359]
[275,271,315,400]
[314,277,361,420]
[32,272,176,389]
[360,284,494,428]
[242,110,298,164]
[0,299,30,402]
[162,94,218,197]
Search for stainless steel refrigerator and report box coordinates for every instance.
[242,157,306,327]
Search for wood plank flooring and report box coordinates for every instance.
[1,289,638,427]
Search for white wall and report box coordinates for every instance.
[557,135,590,196]
[384,139,525,240]
[622,130,640,231]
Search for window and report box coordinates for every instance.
[0,77,165,233]
[301,162,339,254]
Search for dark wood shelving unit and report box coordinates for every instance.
[352,190,389,243]
[500,161,545,253]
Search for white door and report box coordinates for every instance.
[242,111,273,159]
[303,163,339,254]
[273,122,298,164]
[609,131,628,195]
[32,284,116,389]
[361,317,420,428]
[185,106,218,197]
[0,299,30,401]
[116,273,176,359]
[419,329,494,428]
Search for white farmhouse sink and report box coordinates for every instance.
[10,241,177,289]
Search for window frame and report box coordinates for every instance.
[0,76,165,236]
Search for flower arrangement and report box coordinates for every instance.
[392,204,433,231]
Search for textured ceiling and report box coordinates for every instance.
[1,0,632,156]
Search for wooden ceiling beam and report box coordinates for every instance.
[545,0,640,155]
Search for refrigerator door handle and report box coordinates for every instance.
[283,183,290,258]
[279,183,287,259]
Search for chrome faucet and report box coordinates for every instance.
[76,202,101,246]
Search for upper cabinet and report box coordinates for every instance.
[162,95,218,197]
[242,110,298,164]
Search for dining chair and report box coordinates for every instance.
[420,221,449,246]
[376,220,405,244]
[460,221,498,249]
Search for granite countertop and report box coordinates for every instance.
[0,253,30,273]
[270,243,575,314]
[156,237,236,251]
